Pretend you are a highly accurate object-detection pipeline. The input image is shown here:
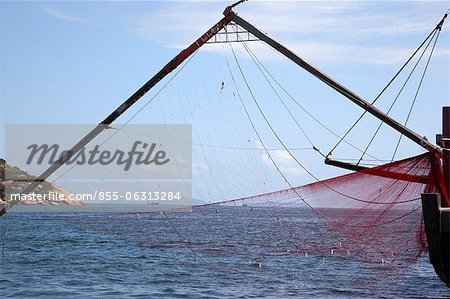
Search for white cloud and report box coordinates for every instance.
[129,1,450,66]
[237,2,439,37]
[287,42,450,65]
[42,7,87,23]
[263,149,304,176]
[253,140,304,176]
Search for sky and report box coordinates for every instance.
[1,0,450,199]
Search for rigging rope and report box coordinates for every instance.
[327,19,444,159]
[225,43,337,223]
[108,127,313,152]
[252,40,384,162]
[231,41,426,206]
[227,42,423,230]
[47,51,199,185]
[357,29,440,165]
[390,28,442,162]
[241,43,316,149]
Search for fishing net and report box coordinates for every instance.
[2,13,448,282]
[94,32,447,275]
[190,150,447,273]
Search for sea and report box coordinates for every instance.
[0,207,448,298]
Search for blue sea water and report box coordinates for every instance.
[0,208,448,298]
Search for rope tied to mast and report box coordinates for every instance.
[327,12,448,163]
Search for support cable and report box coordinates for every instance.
[47,51,198,185]
[391,28,442,162]
[357,30,439,165]
[251,40,384,162]
[239,38,321,155]
[228,42,421,225]
[327,22,442,158]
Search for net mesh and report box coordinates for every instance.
[190,150,448,274]
[2,23,448,281]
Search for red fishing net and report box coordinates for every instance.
[193,150,448,273]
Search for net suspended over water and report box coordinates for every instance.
[192,149,448,268]
[110,12,447,275]
[72,16,448,276]
[2,7,449,279]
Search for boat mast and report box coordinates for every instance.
[229,11,445,155]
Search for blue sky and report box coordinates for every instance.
[1,1,449,200]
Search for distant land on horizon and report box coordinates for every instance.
[0,158,82,206]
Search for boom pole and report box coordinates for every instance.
[230,12,442,154]
[0,2,442,217]
[0,6,237,217]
